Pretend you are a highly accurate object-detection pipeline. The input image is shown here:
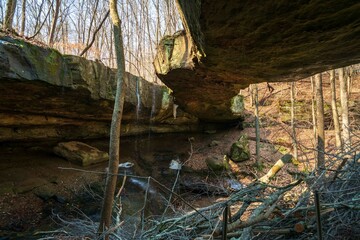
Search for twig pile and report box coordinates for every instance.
[142,150,360,240]
[42,144,360,240]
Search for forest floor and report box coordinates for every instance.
[0,72,359,239]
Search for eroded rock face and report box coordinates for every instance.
[154,31,244,122]
[0,34,198,142]
[154,0,360,121]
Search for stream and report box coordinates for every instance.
[0,130,237,239]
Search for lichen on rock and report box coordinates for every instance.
[205,155,230,172]
[230,134,250,162]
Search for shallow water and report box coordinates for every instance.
[0,132,205,239]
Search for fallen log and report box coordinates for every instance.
[259,154,294,184]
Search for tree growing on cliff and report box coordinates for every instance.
[48,0,61,45]
[98,0,126,238]
[20,0,26,35]
[3,0,17,31]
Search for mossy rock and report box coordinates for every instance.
[230,134,250,162]
[0,36,71,86]
[205,155,230,171]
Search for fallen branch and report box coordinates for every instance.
[218,179,302,237]
[259,154,294,184]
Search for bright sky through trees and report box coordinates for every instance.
[0,0,182,82]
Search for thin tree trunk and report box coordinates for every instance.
[249,84,254,106]
[290,82,298,159]
[311,76,317,146]
[98,0,126,238]
[329,70,342,149]
[109,28,114,67]
[76,0,83,54]
[48,0,60,45]
[28,2,52,40]
[3,0,17,31]
[80,10,110,57]
[315,73,325,171]
[61,17,65,53]
[20,0,25,35]
[254,84,261,167]
[346,66,352,96]
[84,0,100,57]
[339,68,351,152]
[33,0,44,35]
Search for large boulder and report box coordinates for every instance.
[53,141,109,166]
[154,1,360,122]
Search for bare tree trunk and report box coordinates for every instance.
[311,76,317,146]
[3,0,17,31]
[98,0,126,238]
[28,2,52,40]
[290,82,298,159]
[20,0,25,35]
[48,0,60,45]
[329,69,342,149]
[339,68,351,152]
[84,0,100,57]
[249,84,254,106]
[33,0,44,35]
[346,66,353,96]
[315,73,325,171]
[61,17,66,53]
[254,84,261,167]
[109,28,114,67]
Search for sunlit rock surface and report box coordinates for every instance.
[0,35,198,142]
[154,0,360,121]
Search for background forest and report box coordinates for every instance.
[0,0,181,81]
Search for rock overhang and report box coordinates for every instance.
[154,0,360,122]
[0,34,199,142]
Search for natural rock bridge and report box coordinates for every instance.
[154,0,360,122]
